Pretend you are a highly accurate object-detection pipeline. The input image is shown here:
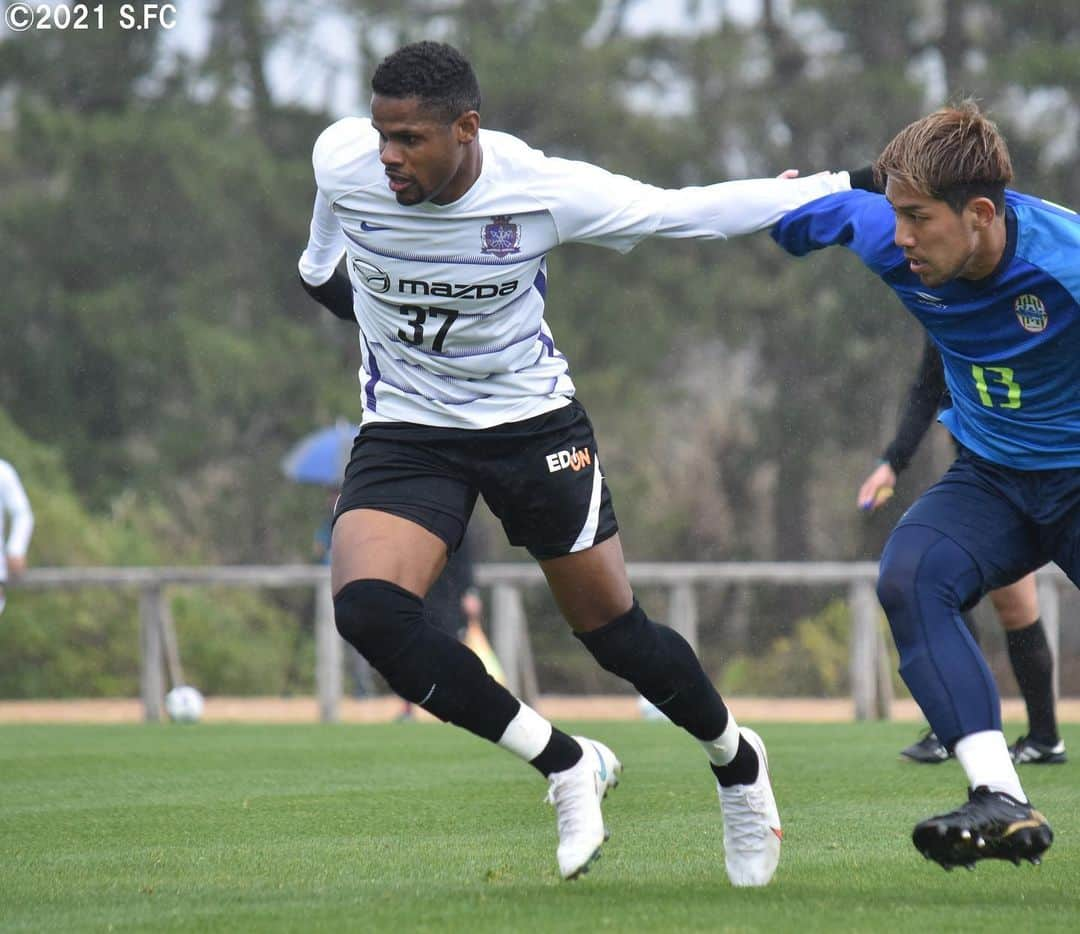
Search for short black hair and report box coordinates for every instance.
[371,41,481,123]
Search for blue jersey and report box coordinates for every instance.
[772,189,1080,469]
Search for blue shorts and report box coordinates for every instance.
[895,448,1080,592]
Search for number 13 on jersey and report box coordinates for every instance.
[971,364,1022,409]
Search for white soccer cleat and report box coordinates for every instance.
[545,735,621,880]
[717,727,783,887]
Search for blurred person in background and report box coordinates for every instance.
[0,458,34,617]
[858,335,1064,767]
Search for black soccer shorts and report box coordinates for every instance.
[333,399,618,560]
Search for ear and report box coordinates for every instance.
[455,110,480,144]
[967,196,998,229]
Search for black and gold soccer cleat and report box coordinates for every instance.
[913,786,1053,870]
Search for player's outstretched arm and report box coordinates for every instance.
[532,155,854,253]
[653,170,854,241]
[767,153,902,264]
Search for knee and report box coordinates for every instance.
[876,525,982,643]
[575,600,695,685]
[576,601,647,674]
[333,579,424,666]
[876,527,926,620]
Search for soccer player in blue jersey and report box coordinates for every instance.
[772,101,1076,870]
[857,336,1065,767]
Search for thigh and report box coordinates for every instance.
[896,455,1045,592]
[331,508,448,597]
[986,573,1040,630]
[539,534,633,632]
[478,400,618,560]
[331,427,478,595]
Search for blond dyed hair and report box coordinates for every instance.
[875,100,1013,213]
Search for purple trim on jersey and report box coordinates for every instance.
[537,330,566,361]
[532,266,547,298]
[343,228,547,267]
[363,348,496,405]
[534,331,566,362]
[360,333,381,411]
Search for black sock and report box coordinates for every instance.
[1006,619,1058,743]
[574,600,729,740]
[711,736,760,787]
[529,730,583,777]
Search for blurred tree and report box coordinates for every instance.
[2,0,1080,694]
[0,2,158,113]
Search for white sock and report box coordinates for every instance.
[700,713,741,766]
[497,701,553,763]
[953,730,1027,802]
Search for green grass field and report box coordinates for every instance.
[3,720,1078,933]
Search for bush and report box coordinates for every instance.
[720,598,857,697]
[0,410,312,699]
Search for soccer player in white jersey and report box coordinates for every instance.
[298,41,852,885]
[0,458,33,617]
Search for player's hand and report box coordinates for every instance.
[461,590,483,623]
[857,463,898,512]
[776,169,800,179]
[6,555,27,578]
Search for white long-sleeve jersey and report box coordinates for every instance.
[299,117,850,428]
[0,459,33,581]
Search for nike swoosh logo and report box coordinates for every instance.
[591,744,607,781]
[360,221,391,232]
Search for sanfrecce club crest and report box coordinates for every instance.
[481,215,522,257]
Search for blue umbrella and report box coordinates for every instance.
[281,420,359,486]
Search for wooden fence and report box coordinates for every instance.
[20,563,1068,723]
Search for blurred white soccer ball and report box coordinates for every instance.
[164,685,204,724]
